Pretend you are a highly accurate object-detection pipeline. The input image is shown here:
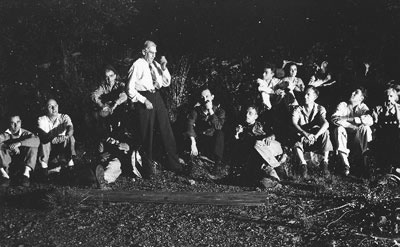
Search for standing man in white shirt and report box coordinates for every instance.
[127,40,182,176]
[37,99,76,174]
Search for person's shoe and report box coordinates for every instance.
[95,165,109,190]
[0,176,10,187]
[321,161,330,177]
[343,164,350,177]
[259,177,279,189]
[208,162,229,180]
[20,175,30,187]
[261,164,280,181]
[299,163,308,179]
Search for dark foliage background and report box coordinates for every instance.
[0,0,399,137]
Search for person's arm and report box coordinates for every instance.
[91,85,106,108]
[37,117,68,143]
[184,109,199,156]
[292,108,311,138]
[208,107,225,130]
[63,115,74,138]
[314,106,330,139]
[294,78,305,92]
[0,132,10,144]
[331,102,356,128]
[153,60,171,88]
[19,130,40,147]
[114,83,128,107]
[127,61,147,104]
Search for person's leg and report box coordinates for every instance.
[334,126,351,174]
[356,125,373,155]
[0,144,12,179]
[254,140,282,168]
[21,146,38,180]
[154,92,181,171]
[38,142,51,169]
[136,93,155,160]
[212,130,224,163]
[61,136,76,167]
[104,158,122,183]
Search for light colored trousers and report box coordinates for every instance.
[254,140,283,168]
[334,125,372,156]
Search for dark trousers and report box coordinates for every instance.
[135,91,181,171]
[197,130,224,163]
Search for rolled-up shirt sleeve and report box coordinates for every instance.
[91,85,105,107]
[153,61,171,88]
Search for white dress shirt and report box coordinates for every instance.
[127,58,171,103]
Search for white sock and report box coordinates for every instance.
[67,159,74,167]
[1,167,9,179]
[23,166,32,178]
[40,161,48,169]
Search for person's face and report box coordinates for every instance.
[144,45,157,64]
[105,70,116,84]
[350,89,364,104]
[263,68,274,81]
[304,88,317,105]
[246,108,258,125]
[289,65,297,77]
[386,90,398,105]
[9,116,21,134]
[200,89,214,106]
[47,99,59,116]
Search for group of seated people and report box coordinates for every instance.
[1,40,399,190]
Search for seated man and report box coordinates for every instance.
[184,88,226,171]
[234,106,286,185]
[256,63,283,110]
[331,87,373,176]
[292,86,333,179]
[0,115,40,187]
[95,122,138,189]
[37,99,76,173]
[91,65,128,135]
[372,87,400,174]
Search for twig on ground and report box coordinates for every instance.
[306,202,353,219]
[327,210,351,228]
[355,233,400,243]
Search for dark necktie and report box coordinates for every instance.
[149,63,158,88]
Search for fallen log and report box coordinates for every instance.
[80,190,271,206]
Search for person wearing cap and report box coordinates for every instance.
[126,40,182,176]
